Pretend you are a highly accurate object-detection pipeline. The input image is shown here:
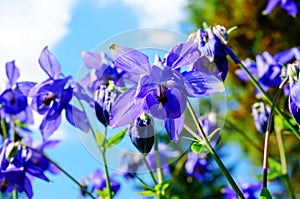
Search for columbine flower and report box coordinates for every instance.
[89,169,120,196]
[120,153,143,180]
[0,139,51,198]
[185,153,210,181]
[190,25,239,81]
[223,182,260,199]
[263,0,298,17]
[0,61,36,124]
[29,47,89,140]
[109,44,224,142]
[128,113,154,154]
[252,102,273,133]
[287,63,300,124]
[236,51,282,97]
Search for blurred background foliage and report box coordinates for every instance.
[168,0,300,198]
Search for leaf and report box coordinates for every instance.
[105,128,127,148]
[95,131,106,147]
[191,142,208,154]
[154,180,171,192]
[136,190,156,197]
[259,187,272,199]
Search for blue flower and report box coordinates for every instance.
[236,51,282,97]
[263,0,298,16]
[252,102,273,133]
[29,47,89,140]
[89,169,120,196]
[185,152,210,181]
[288,63,300,124]
[0,139,52,198]
[223,182,260,199]
[109,44,224,142]
[0,61,36,124]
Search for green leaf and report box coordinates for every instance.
[95,131,106,147]
[136,190,156,197]
[154,180,171,192]
[95,188,109,197]
[191,142,208,154]
[259,187,272,199]
[105,128,127,148]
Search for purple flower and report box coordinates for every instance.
[89,169,120,196]
[128,113,154,154]
[223,182,261,199]
[236,51,282,96]
[0,139,51,198]
[263,0,298,16]
[185,152,210,181]
[120,153,143,180]
[29,47,89,140]
[252,102,273,133]
[0,61,36,124]
[288,64,300,123]
[109,44,224,142]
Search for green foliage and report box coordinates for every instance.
[105,128,127,149]
[260,187,273,199]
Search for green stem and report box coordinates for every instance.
[186,99,245,199]
[132,173,155,191]
[142,155,157,185]
[25,145,96,199]
[227,50,300,140]
[154,133,163,184]
[1,119,7,140]
[263,77,288,188]
[100,127,113,199]
[12,187,18,199]
[275,129,295,199]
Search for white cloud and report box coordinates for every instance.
[123,0,187,29]
[0,0,75,84]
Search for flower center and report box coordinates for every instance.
[43,92,58,105]
[156,85,168,104]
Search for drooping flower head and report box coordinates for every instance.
[128,113,154,154]
[185,152,210,181]
[252,102,273,133]
[287,63,300,124]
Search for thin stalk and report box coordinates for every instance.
[25,145,96,199]
[226,50,300,140]
[100,148,113,199]
[132,173,155,191]
[1,119,7,140]
[100,127,113,199]
[186,99,245,199]
[142,155,157,185]
[275,129,295,199]
[154,133,163,184]
[12,187,18,199]
[263,77,288,188]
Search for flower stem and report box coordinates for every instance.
[25,145,96,199]
[12,187,18,199]
[154,133,163,184]
[186,99,245,199]
[101,127,113,199]
[263,77,288,188]
[1,118,7,140]
[142,155,157,185]
[132,173,155,191]
[226,50,300,140]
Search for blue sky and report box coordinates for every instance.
[0,0,262,198]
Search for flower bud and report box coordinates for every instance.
[129,114,154,154]
[252,102,273,133]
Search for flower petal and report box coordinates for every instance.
[39,47,61,79]
[5,60,20,86]
[110,44,150,75]
[110,87,143,128]
[262,0,280,15]
[65,104,90,132]
[40,115,62,141]
[165,114,184,142]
